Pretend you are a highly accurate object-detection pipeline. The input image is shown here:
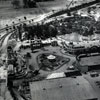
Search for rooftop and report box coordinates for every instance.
[79,55,100,66]
[30,76,98,100]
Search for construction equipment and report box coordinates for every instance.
[48,0,100,18]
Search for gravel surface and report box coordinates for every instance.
[0,0,100,29]
[0,0,96,29]
[0,0,68,29]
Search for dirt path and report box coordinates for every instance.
[0,0,99,29]
[0,0,87,29]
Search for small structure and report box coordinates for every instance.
[47,55,56,62]
[0,66,13,100]
[8,64,14,74]
[7,39,17,49]
[7,46,15,65]
[0,66,7,83]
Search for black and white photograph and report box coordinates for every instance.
[0,0,100,100]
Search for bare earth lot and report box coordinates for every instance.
[0,0,66,19]
[0,0,91,29]
[0,0,68,28]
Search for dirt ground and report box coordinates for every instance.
[0,0,97,29]
[0,0,66,19]
[0,0,93,18]
[0,0,89,29]
[0,0,67,28]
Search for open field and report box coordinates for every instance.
[0,0,68,28]
[0,0,93,29]
[0,0,69,18]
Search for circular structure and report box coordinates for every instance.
[37,53,70,71]
[47,54,56,62]
[47,55,56,60]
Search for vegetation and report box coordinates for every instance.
[11,0,20,9]
[37,53,70,71]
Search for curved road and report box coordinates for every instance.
[0,30,14,60]
[0,13,51,59]
[1,32,14,53]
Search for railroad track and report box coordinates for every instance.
[0,13,49,34]
[0,31,14,46]
[0,18,37,54]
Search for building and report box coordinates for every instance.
[62,39,100,55]
[75,53,100,72]
[0,66,13,100]
[30,75,98,100]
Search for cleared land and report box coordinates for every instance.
[0,0,67,28]
[0,0,94,29]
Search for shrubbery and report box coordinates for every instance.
[11,0,20,8]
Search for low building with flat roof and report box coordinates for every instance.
[30,76,98,100]
[75,53,100,72]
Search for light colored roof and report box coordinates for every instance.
[30,76,97,100]
[47,55,56,60]
[46,72,65,79]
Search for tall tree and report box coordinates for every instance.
[11,0,20,9]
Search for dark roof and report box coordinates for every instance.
[79,55,100,66]
[30,76,97,100]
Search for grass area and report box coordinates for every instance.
[37,53,70,71]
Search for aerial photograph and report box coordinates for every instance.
[0,0,100,100]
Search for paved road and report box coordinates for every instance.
[83,74,100,99]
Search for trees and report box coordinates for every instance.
[11,0,20,9]
[23,0,28,8]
